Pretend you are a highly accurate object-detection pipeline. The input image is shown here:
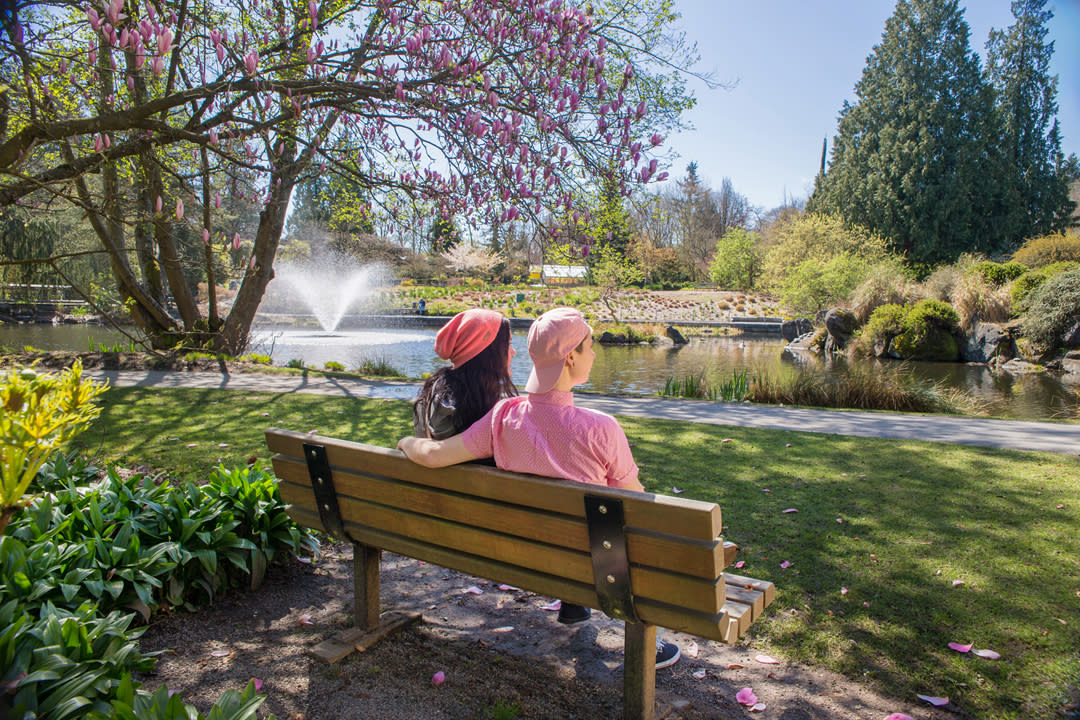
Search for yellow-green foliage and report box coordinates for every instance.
[1022,266,1080,350]
[0,360,108,532]
[762,213,892,290]
[968,260,1028,286]
[1011,231,1080,267]
[856,303,908,354]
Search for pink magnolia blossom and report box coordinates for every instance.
[243,50,259,75]
[175,198,184,219]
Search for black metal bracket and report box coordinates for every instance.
[584,494,639,623]
[303,443,346,540]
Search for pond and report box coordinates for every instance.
[2,321,1077,420]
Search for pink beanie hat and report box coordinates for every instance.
[524,307,591,393]
[434,309,504,367]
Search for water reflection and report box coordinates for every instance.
[1,323,1076,420]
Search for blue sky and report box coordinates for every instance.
[658,0,1080,211]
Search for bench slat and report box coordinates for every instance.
[267,429,721,540]
[273,458,725,579]
[285,505,760,644]
[277,475,727,615]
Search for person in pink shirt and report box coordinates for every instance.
[398,306,681,669]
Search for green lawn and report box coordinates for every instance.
[78,386,1080,719]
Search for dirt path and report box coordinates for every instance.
[138,543,948,720]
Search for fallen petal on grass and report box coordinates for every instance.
[841,587,848,595]
[541,600,562,611]
[431,671,445,686]
[736,687,758,706]
[463,586,484,595]
[917,694,949,706]
[297,614,314,626]
[947,642,973,653]
[754,654,779,665]
[952,580,965,587]
[497,584,519,591]
[734,560,745,569]
[972,648,1001,659]
[780,560,792,569]
[782,508,798,513]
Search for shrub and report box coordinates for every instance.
[1011,231,1080,267]
[1022,266,1080,351]
[238,353,272,365]
[354,357,403,376]
[324,360,346,372]
[285,358,304,369]
[892,299,962,361]
[709,228,763,291]
[949,271,1012,330]
[0,360,108,534]
[1010,261,1080,314]
[762,212,890,290]
[969,260,1028,286]
[855,303,907,355]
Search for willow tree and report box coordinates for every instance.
[0,0,693,353]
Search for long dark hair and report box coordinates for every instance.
[414,318,517,434]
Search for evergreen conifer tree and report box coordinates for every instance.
[986,0,1077,240]
[808,0,1009,266]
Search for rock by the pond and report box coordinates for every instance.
[598,331,628,345]
[1001,358,1045,374]
[1062,319,1080,348]
[824,308,858,353]
[1062,350,1080,375]
[781,318,813,342]
[665,325,688,345]
[961,322,1016,364]
[785,330,821,353]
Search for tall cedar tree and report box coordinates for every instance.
[986,0,1077,241]
[808,0,1010,267]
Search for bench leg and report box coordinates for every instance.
[309,542,420,663]
[354,542,381,630]
[623,622,656,720]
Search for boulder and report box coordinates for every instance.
[1001,359,1045,374]
[823,308,858,353]
[598,331,628,345]
[1062,350,1080,375]
[1062,319,1080,348]
[665,325,689,345]
[785,330,822,354]
[781,318,813,342]
[961,322,1016,364]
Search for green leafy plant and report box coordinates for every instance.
[1022,266,1080,351]
[285,358,305,369]
[1010,261,1079,313]
[969,260,1028,286]
[354,357,403,376]
[323,360,345,372]
[0,360,108,534]
[238,353,272,365]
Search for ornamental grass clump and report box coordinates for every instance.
[1022,266,1080,352]
[0,360,108,534]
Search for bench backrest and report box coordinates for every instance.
[266,428,771,643]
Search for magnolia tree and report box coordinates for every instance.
[0,0,692,353]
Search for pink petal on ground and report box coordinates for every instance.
[1056,503,1064,509]
[972,649,1001,659]
[836,518,844,523]
[841,587,849,595]
[167,689,183,697]
[686,641,699,658]
[754,654,779,665]
[734,560,746,569]
[947,642,973,653]
[780,560,792,569]
[463,586,484,595]
[750,703,767,712]
[491,626,514,633]
[672,487,685,494]
[692,669,707,679]
[735,687,759,706]
[863,601,871,607]
[884,714,914,720]
[917,694,949,706]
[431,671,445,686]
[297,614,314,626]
[725,663,745,669]
[761,489,772,493]
[498,584,520,591]
[218,443,229,448]
[952,580,965,587]
[252,678,263,692]
[541,600,562,611]
[721,438,733,443]
[186,443,198,448]
[782,508,798,513]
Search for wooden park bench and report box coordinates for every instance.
[266,428,775,720]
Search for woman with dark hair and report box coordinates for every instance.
[413,308,517,440]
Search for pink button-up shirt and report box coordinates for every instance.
[461,390,640,489]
